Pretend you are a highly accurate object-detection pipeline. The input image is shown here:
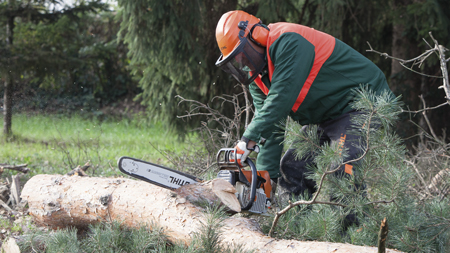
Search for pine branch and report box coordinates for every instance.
[269,110,376,237]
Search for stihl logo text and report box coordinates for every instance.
[169,176,190,186]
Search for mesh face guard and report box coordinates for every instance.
[216,37,266,85]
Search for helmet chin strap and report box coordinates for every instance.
[247,38,266,56]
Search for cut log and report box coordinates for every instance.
[21,175,403,253]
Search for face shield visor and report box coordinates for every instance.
[216,37,266,85]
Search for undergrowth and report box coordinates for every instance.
[259,88,450,252]
[16,205,250,253]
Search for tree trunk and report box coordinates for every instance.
[3,2,15,137]
[21,175,403,253]
[3,72,13,137]
[390,0,423,146]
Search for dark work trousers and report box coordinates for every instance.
[278,110,366,228]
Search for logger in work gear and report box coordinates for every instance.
[215,10,394,226]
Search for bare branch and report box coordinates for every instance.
[418,95,440,142]
[403,158,432,197]
[428,32,450,105]
[399,61,442,78]
[0,199,12,211]
[0,164,30,174]
[240,83,251,128]
[175,89,253,159]
[367,32,450,106]
[366,41,437,68]
[402,102,449,114]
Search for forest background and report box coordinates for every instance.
[1,0,449,142]
[1,0,450,252]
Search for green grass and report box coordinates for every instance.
[0,113,194,178]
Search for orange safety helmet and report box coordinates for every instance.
[215,10,269,85]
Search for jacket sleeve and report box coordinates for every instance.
[243,32,316,178]
[248,82,285,179]
[243,32,315,143]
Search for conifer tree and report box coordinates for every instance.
[267,87,450,252]
[117,0,239,132]
[0,0,108,137]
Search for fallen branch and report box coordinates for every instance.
[65,162,90,177]
[0,198,12,211]
[0,164,30,174]
[9,175,20,207]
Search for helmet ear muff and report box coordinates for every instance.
[250,24,269,47]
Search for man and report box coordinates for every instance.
[215,10,393,211]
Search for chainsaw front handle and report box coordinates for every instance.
[241,158,257,211]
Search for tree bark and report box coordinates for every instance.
[3,0,15,137]
[390,0,423,146]
[21,175,403,253]
[390,0,422,108]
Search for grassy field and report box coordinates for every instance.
[0,113,249,252]
[0,113,193,179]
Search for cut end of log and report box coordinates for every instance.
[175,178,241,213]
[211,178,241,213]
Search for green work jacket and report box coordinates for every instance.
[242,23,392,178]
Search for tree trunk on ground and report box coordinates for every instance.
[21,175,403,253]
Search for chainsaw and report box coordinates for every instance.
[117,148,272,214]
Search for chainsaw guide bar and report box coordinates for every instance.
[118,150,271,214]
[117,156,203,190]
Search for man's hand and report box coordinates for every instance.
[234,141,251,167]
[233,139,259,167]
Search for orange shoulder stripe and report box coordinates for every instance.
[265,23,335,112]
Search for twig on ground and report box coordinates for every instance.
[66,161,90,176]
[378,217,388,253]
[0,164,30,174]
[0,198,12,211]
